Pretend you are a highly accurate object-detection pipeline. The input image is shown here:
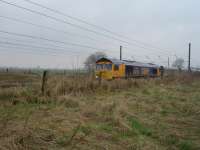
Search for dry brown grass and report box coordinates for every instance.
[0,72,200,149]
[45,74,141,96]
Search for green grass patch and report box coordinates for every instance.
[128,117,152,137]
[90,122,114,133]
[179,140,195,150]
[142,88,151,95]
[100,123,116,133]
[79,125,92,135]
[56,134,71,147]
[160,109,168,116]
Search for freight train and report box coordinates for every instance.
[95,57,164,80]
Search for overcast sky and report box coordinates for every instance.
[0,0,200,68]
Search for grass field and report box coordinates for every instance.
[0,72,200,150]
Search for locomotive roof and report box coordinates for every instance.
[96,57,159,68]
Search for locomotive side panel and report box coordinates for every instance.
[112,64,125,79]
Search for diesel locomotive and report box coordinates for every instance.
[96,57,163,80]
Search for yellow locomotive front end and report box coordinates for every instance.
[95,58,126,80]
[96,62,113,80]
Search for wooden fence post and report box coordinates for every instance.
[41,70,48,95]
[98,72,102,85]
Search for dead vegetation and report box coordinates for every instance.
[0,72,200,150]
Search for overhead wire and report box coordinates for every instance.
[0,15,114,45]
[0,15,173,58]
[0,36,161,63]
[0,30,182,65]
[0,36,117,54]
[0,45,72,57]
[0,36,107,53]
[0,30,112,52]
[0,0,175,57]
[1,32,164,61]
[0,41,93,55]
[23,0,176,55]
[1,0,189,66]
[0,0,138,47]
[0,0,194,67]
[0,36,170,62]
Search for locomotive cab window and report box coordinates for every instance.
[104,64,112,70]
[96,64,112,71]
[96,64,103,70]
[114,64,119,71]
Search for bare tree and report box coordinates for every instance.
[84,52,106,72]
[172,58,185,71]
